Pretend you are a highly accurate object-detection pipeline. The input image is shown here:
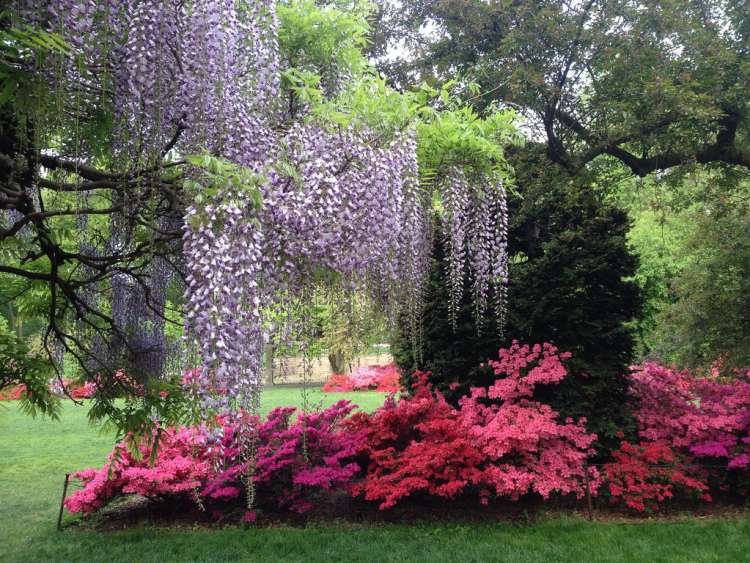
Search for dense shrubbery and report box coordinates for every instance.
[630,363,750,473]
[66,400,365,517]
[351,342,597,508]
[600,362,750,511]
[66,343,598,519]
[64,343,750,521]
[602,439,711,512]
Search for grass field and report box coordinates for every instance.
[2,387,749,562]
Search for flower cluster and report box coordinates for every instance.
[350,342,597,509]
[65,400,365,517]
[441,168,509,330]
[322,363,401,393]
[48,379,97,399]
[602,439,710,512]
[0,384,26,401]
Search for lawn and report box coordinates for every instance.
[1,387,749,563]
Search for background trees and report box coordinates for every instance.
[374,0,750,176]
[382,0,750,374]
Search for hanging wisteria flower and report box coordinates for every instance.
[20,0,514,469]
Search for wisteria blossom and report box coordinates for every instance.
[21,1,511,427]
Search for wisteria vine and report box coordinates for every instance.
[18,1,511,429]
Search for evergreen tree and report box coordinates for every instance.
[393,154,642,451]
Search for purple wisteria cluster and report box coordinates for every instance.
[442,168,509,332]
[22,1,510,421]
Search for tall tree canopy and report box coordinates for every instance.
[374,0,750,176]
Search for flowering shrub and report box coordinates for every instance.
[72,381,98,399]
[65,401,364,517]
[0,384,26,401]
[458,342,598,500]
[349,371,486,508]
[47,371,142,400]
[595,362,750,510]
[2,379,95,401]
[64,426,211,514]
[630,363,750,474]
[204,401,364,513]
[322,373,356,392]
[50,379,97,399]
[603,439,710,512]
[350,342,598,509]
[323,363,401,393]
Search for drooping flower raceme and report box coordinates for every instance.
[23,1,512,430]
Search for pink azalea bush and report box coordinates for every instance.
[65,400,365,517]
[631,363,750,473]
[602,362,750,511]
[349,342,598,509]
[64,426,211,514]
[201,401,364,514]
[323,363,401,393]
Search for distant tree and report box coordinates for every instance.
[374,0,750,177]
[650,191,750,369]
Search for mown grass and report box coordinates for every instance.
[1,387,749,562]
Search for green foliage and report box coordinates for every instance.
[278,0,370,78]
[614,167,750,370]
[649,192,750,369]
[0,24,73,105]
[375,0,750,177]
[416,99,523,183]
[0,316,59,418]
[507,162,642,451]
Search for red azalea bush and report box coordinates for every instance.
[321,373,355,392]
[323,363,401,393]
[65,400,365,517]
[602,439,710,512]
[349,342,598,509]
[0,384,26,400]
[349,371,486,508]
